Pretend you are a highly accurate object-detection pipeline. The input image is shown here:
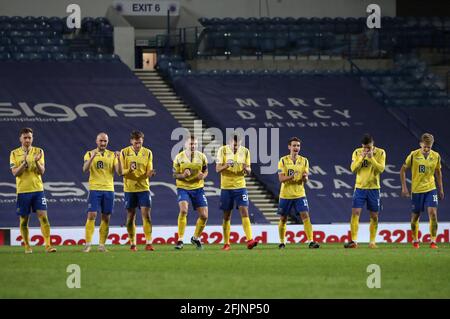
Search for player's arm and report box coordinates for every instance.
[367,149,386,173]
[34,149,45,175]
[242,149,251,176]
[216,162,231,173]
[82,150,97,173]
[172,158,189,180]
[197,155,208,180]
[197,166,208,180]
[10,152,27,177]
[300,159,309,184]
[400,153,413,197]
[278,172,295,183]
[350,150,365,173]
[146,151,155,178]
[119,151,135,177]
[114,151,121,175]
[435,156,444,200]
[215,147,230,173]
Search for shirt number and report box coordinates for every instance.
[418,165,425,173]
[96,161,104,169]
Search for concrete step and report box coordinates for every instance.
[154,92,177,97]
[146,85,176,95]
[157,97,183,101]
[144,83,169,87]
[174,116,198,121]
[170,111,195,116]
[166,108,189,112]
[137,76,161,80]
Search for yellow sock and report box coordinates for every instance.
[126,217,136,245]
[194,217,207,238]
[350,214,360,242]
[19,216,30,248]
[85,219,95,244]
[143,218,153,243]
[177,213,187,241]
[223,219,231,244]
[411,219,419,241]
[303,217,313,242]
[429,218,438,242]
[38,215,51,247]
[99,219,109,245]
[242,216,253,241]
[369,216,378,243]
[278,220,287,244]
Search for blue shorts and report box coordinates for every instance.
[88,190,114,214]
[411,189,438,214]
[278,197,309,216]
[124,191,152,209]
[352,188,381,212]
[16,191,47,216]
[177,188,208,209]
[220,188,249,211]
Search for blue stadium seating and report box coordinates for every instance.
[0,15,115,61]
[195,16,449,58]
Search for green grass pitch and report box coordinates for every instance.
[1,243,449,299]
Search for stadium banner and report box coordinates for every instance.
[113,0,180,16]
[8,223,450,246]
[0,62,267,227]
[0,229,10,245]
[173,75,450,223]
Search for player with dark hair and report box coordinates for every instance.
[216,134,258,250]
[119,130,155,251]
[9,128,56,254]
[345,134,386,249]
[277,137,320,249]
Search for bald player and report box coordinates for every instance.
[82,132,120,252]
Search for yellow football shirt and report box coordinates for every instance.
[278,155,309,199]
[9,146,45,194]
[83,149,118,191]
[173,150,208,190]
[404,149,441,193]
[120,146,153,192]
[350,147,386,189]
[216,145,251,189]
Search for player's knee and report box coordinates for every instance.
[179,209,188,216]
[20,218,28,227]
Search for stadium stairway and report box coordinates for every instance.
[133,69,280,224]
